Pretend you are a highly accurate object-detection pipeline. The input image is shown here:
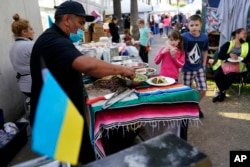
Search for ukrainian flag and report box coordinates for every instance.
[48,15,53,28]
[32,68,84,165]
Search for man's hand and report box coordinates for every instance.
[120,67,135,80]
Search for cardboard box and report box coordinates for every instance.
[84,31,92,43]
[92,32,107,42]
[0,122,28,166]
[94,28,104,33]
[94,23,104,33]
[94,23,103,29]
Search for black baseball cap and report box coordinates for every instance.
[55,1,95,22]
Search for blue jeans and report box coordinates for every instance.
[164,26,169,35]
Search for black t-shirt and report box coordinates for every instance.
[30,25,83,124]
[30,24,96,164]
[108,22,120,42]
[124,17,130,29]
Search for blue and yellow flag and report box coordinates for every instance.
[48,15,53,28]
[32,68,84,165]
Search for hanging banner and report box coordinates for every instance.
[205,7,220,33]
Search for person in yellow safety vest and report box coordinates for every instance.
[212,28,250,102]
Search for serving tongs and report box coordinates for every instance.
[102,87,135,109]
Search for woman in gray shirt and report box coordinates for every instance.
[9,13,34,97]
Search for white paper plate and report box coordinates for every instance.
[146,76,175,86]
[227,57,243,63]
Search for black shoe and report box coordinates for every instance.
[218,92,226,102]
[212,92,225,102]
[221,92,226,99]
[212,94,220,102]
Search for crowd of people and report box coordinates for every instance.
[149,12,189,36]
[8,1,250,165]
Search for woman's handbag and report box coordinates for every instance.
[221,62,240,75]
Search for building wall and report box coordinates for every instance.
[0,0,43,121]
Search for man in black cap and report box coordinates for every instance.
[30,1,135,164]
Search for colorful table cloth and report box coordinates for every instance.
[85,83,200,158]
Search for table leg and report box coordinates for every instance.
[180,120,189,141]
[101,127,139,155]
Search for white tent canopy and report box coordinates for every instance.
[150,4,178,14]
[105,0,152,15]
[179,0,202,14]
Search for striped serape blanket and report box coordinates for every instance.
[86,83,200,158]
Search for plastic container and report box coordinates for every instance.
[0,122,28,166]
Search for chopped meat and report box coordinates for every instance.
[92,76,124,92]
